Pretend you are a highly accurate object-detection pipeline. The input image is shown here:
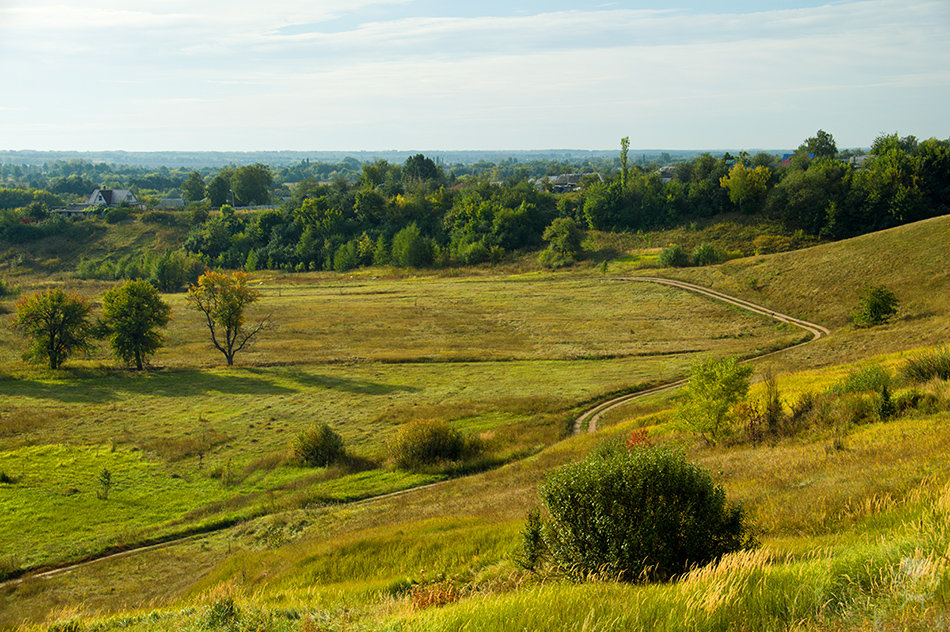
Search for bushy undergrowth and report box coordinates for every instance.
[903,346,950,383]
[521,441,755,582]
[389,419,481,472]
[293,423,346,468]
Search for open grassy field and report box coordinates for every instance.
[0,272,799,576]
[1,216,948,630]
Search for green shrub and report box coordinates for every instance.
[104,206,132,224]
[657,244,690,267]
[691,242,725,266]
[830,364,892,394]
[902,346,950,383]
[294,423,345,467]
[522,443,754,582]
[851,284,899,327]
[389,419,468,471]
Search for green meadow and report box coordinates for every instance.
[1,216,949,631]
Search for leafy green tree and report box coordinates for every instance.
[852,285,899,327]
[522,443,754,581]
[186,270,268,366]
[391,223,432,267]
[798,129,838,158]
[99,279,171,370]
[538,217,582,268]
[230,163,272,206]
[719,163,771,213]
[403,154,442,184]
[206,174,231,207]
[11,289,94,369]
[181,171,206,202]
[620,136,630,189]
[677,356,753,442]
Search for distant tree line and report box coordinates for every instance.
[1,131,948,272]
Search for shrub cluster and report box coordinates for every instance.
[521,442,754,582]
[658,242,725,268]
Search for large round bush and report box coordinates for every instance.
[525,444,754,582]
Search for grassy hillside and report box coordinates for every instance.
[2,217,949,630]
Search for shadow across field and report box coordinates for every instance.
[2,368,418,404]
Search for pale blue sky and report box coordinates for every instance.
[1,0,947,151]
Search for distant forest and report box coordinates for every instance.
[0,131,947,278]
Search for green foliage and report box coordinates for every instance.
[525,443,754,582]
[538,217,583,269]
[851,285,899,327]
[186,270,267,366]
[389,419,467,471]
[830,364,892,395]
[690,242,724,266]
[877,384,895,421]
[902,346,950,383]
[150,250,204,292]
[391,223,432,267]
[658,244,690,267]
[10,289,94,369]
[104,206,132,224]
[798,129,838,159]
[181,171,206,202]
[677,356,753,442]
[719,163,770,213]
[294,423,346,467]
[99,279,172,370]
[96,468,112,500]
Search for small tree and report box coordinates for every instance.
[677,356,753,442]
[852,285,899,327]
[99,279,172,370]
[521,443,754,582]
[538,217,583,268]
[186,270,268,366]
[10,289,94,369]
[294,423,346,467]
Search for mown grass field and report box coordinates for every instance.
[1,216,948,631]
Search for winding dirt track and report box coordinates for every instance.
[2,276,828,590]
[572,276,830,434]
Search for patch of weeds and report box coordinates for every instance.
[902,346,950,383]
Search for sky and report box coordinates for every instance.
[0,0,948,152]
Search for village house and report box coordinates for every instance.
[87,189,140,207]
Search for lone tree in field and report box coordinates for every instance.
[677,356,753,443]
[10,288,94,369]
[99,279,172,370]
[186,270,267,366]
[852,284,899,327]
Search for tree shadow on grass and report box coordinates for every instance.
[277,368,419,396]
[1,367,418,404]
